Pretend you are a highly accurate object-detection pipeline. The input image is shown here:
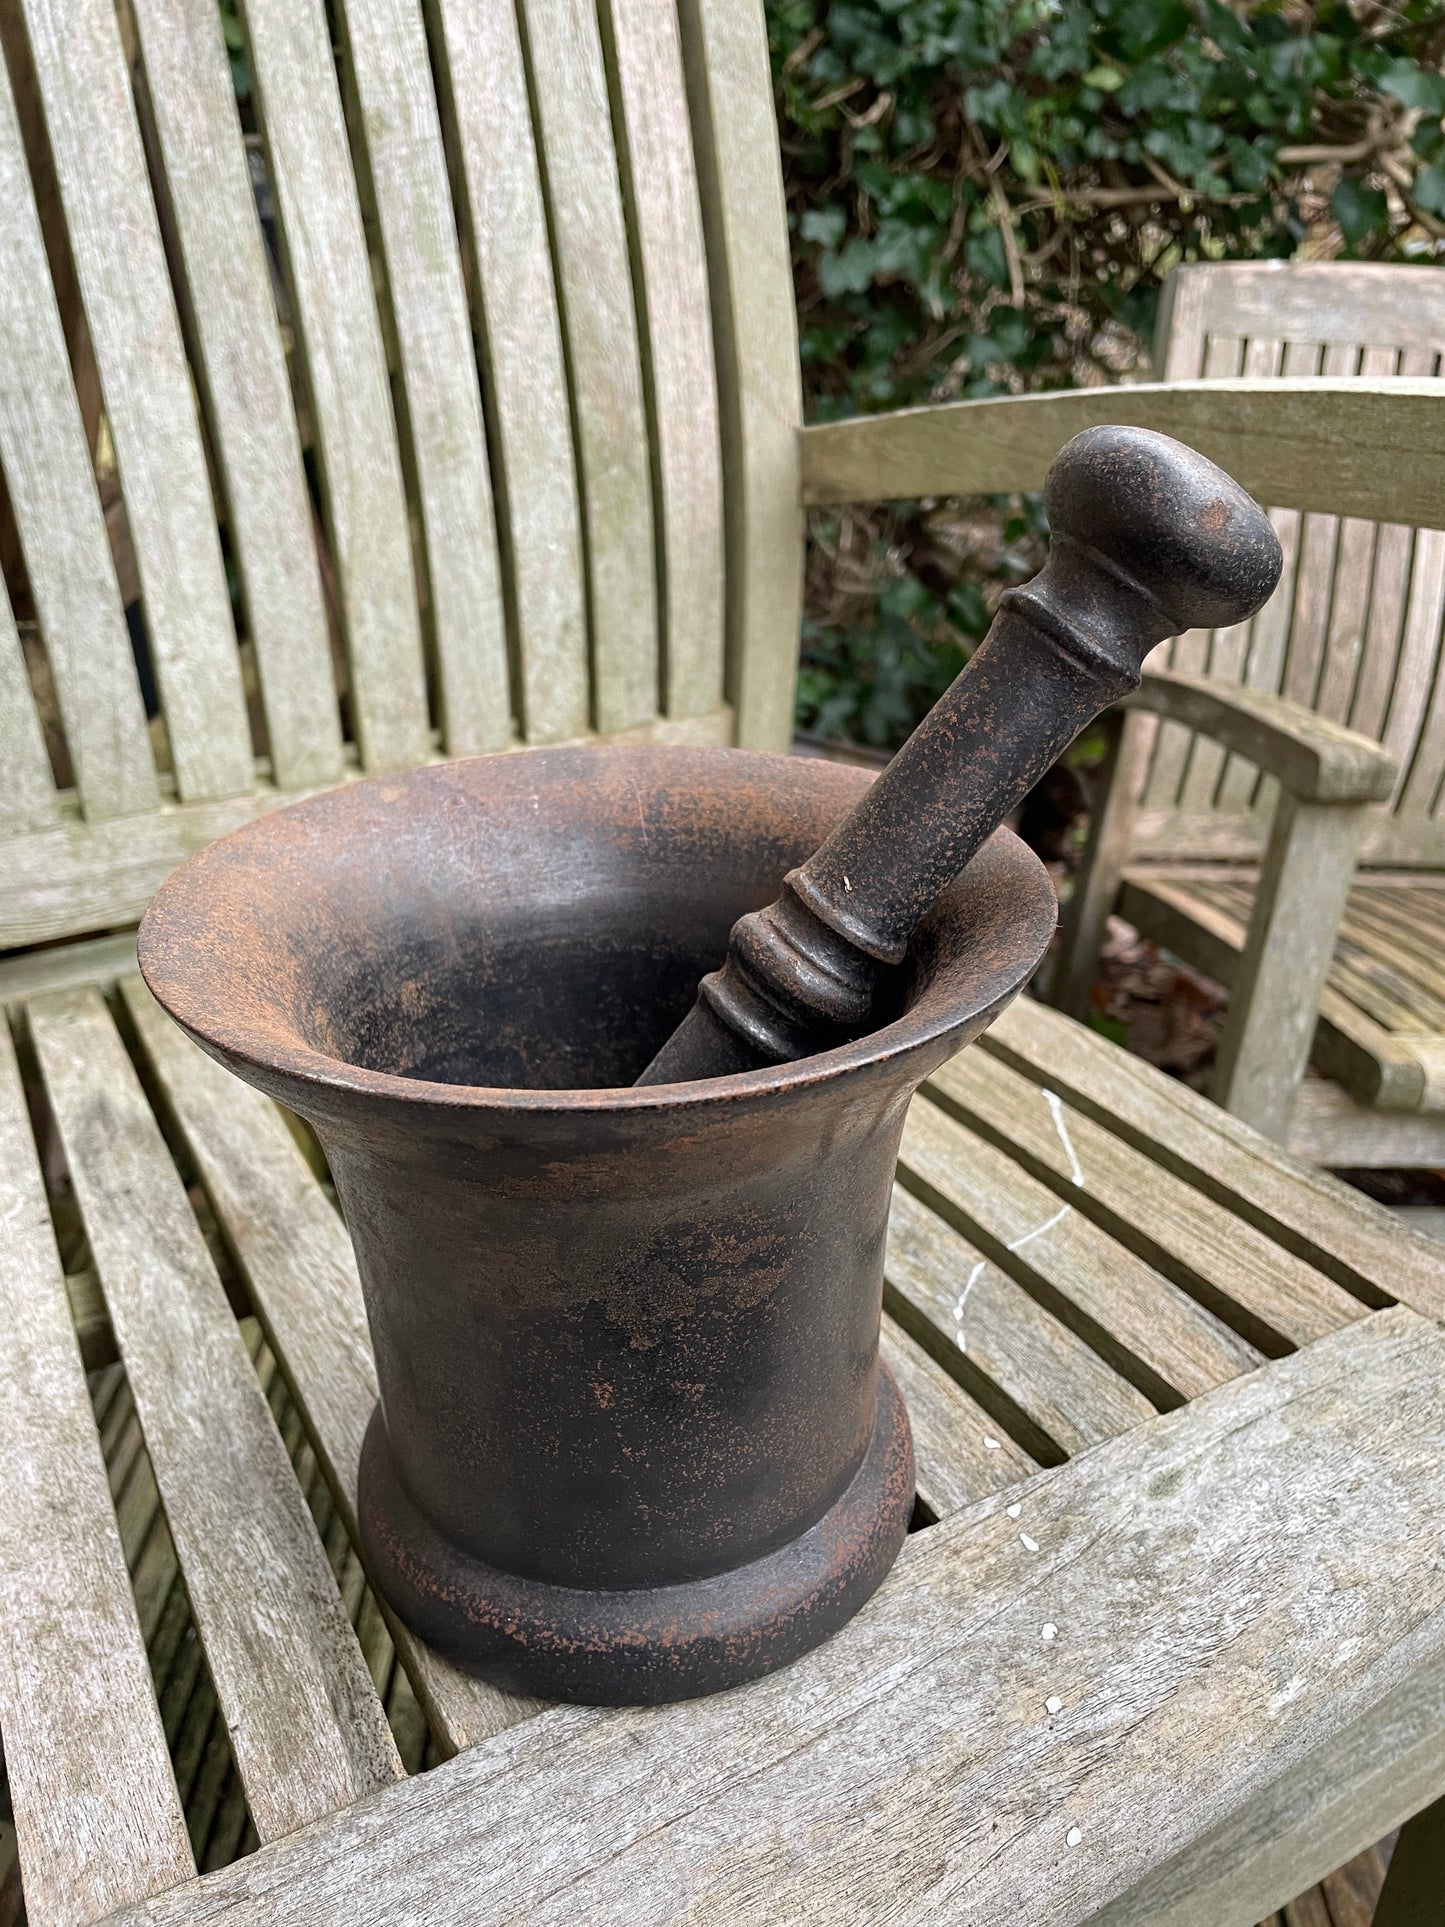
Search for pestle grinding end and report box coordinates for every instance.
[1043,424,1283,637]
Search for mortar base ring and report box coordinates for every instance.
[357,1365,914,1706]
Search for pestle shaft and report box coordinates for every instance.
[635,425,1283,1087]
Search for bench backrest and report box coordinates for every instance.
[1142,260,1445,868]
[0,0,801,951]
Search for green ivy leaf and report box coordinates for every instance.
[1331,177,1389,248]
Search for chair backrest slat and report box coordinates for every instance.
[605,0,726,723]
[22,0,255,803]
[130,0,344,792]
[678,0,803,753]
[0,0,800,949]
[1144,261,1445,850]
[430,0,591,744]
[0,578,58,833]
[336,0,512,758]
[0,42,155,826]
[241,0,432,773]
[522,0,659,737]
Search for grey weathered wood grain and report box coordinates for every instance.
[428,0,589,743]
[128,0,341,793]
[335,0,511,756]
[1157,261,1445,359]
[602,0,726,721]
[238,0,431,773]
[929,1047,1364,1346]
[900,1092,1263,1396]
[20,0,253,803]
[1092,1642,1445,1927]
[0,41,156,824]
[677,0,802,750]
[878,1315,1038,1517]
[0,588,57,834]
[521,0,658,735]
[984,994,1445,1318]
[122,979,542,1756]
[29,987,404,1839]
[0,1019,194,1927]
[799,378,1445,529]
[99,1307,1445,1927]
[1211,796,1374,1140]
[0,706,733,950]
[885,1184,1155,1456]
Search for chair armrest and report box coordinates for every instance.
[798,378,1445,528]
[1126,669,1397,805]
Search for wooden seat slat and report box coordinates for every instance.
[899,1092,1264,1394]
[521,0,659,736]
[90,1307,1445,1927]
[0,1021,194,1927]
[239,0,430,775]
[429,0,589,744]
[983,995,1445,1315]
[29,987,403,1840]
[120,978,541,1756]
[0,45,155,826]
[928,1047,1366,1350]
[127,0,342,794]
[605,0,726,722]
[18,0,254,805]
[878,1320,1038,1518]
[886,1185,1156,1457]
[334,0,512,758]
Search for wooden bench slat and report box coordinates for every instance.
[522,0,658,735]
[240,0,431,774]
[0,1020,194,1926]
[0,575,58,833]
[19,0,254,804]
[336,0,512,758]
[121,979,538,1757]
[899,1093,1263,1395]
[128,0,343,793]
[676,0,802,751]
[984,995,1445,1317]
[0,704,735,950]
[887,1186,1155,1457]
[0,42,156,825]
[95,1307,1445,1927]
[878,1316,1037,1518]
[928,1048,1365,1349]
[604,0,725,721]
[430,0,590,743]
[29,988,403,1840]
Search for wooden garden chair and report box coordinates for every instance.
[1050,260,1445,1165]
[3,1,1445,1922]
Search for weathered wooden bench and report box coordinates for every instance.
[4,954,1445,1923]
[2,0,1445,1919]
[1051,261,1445,1167]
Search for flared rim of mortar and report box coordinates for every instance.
[137,744,1056,1116]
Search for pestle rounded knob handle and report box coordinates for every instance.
[636,425,1283,1085]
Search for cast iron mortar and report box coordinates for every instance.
[137,426,1281,1705]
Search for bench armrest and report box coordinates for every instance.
[1125,669,1397,805]
[798,378,1445,529]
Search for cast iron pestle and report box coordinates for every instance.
[637,424,1283,1086]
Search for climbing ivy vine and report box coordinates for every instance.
[777,0,1445,744]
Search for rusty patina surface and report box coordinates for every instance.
[139,746,1054,1703]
